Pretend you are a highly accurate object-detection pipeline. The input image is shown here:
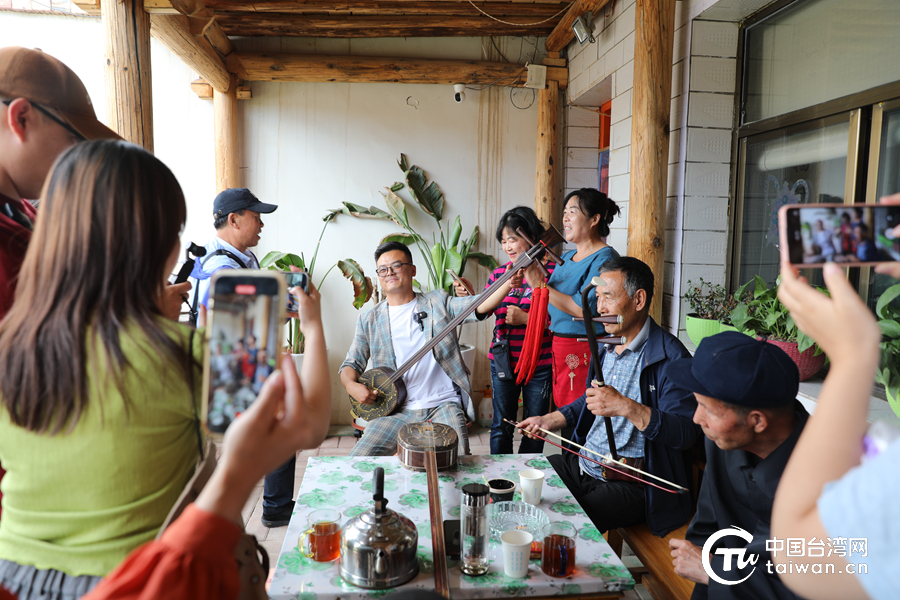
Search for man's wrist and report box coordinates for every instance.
[628,402,652,431]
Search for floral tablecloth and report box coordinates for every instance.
[269,454,634,599]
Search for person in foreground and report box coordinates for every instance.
[74,275,330,600]
[770,194,900,600]
[519,257,699,535]
[341,241,512,457]
[0,141,204,599]
[666,332,806,600]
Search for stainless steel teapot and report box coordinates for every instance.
[339,467,419,589]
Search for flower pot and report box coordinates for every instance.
[290,353,304,373]
[757,337,826,382]
[685,314,721,347]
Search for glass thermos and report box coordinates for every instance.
[460,483,490,576]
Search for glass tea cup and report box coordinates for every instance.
[298,508,342,562]
[541,521,577,577]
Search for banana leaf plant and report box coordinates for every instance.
[875,282,900,418]
[261,214,373,354]
[326,153,498,294]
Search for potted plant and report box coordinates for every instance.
[875,282,900,419]
[328,153,499,294]
[729,275,826,381]
[682,278,742,346]
[261,212,373,361]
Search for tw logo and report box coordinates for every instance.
[701,526,759,586]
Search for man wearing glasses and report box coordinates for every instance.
[340,241,512,456]
[0,46,122,319]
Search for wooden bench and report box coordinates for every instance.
[606,447,706,600]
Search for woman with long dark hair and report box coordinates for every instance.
[0,140,207,598]
[455,206,556,453]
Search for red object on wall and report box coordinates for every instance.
[599,101,612,150]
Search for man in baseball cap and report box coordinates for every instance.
[0,46,121,318]
[665,331,807,600]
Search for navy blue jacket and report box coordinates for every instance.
[559,318,700,536]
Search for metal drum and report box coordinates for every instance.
[397,422,458,471]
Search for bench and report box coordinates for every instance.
[605,447,706,600]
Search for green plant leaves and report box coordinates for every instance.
[382,189,410,227]
[260,251,305,270]
[403,163,444,222]
[466,251,499,270]
[380,232,423,246]
[876,283,900,320]
[879,319,900,338]
[337,259,374,309]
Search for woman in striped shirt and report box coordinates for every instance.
[455,207,555,454]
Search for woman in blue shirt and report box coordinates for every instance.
[529,188,620,412]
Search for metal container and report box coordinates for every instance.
[397,421,458,471]
[339,467,419,589]
[460,483,490,575]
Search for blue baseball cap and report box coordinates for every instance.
[666,331,799,408]
[213,188,277,218]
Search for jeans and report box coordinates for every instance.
[263,455,296,515]
[490,362,552,454]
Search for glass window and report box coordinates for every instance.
[735,118,850,287]
[865,101,900,309]
[744,0,900,124]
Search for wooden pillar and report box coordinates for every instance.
[535,79,560,231]
[214,73,240,192]
[627,0,676,323]
[103,0,153,151]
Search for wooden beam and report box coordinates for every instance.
[535,79,560,232]
[191,77,214,99]
[74,0,100,15]
[545,0,611,53]
[626,0,676,323]
[150,14,231,92]
[231,53,567,88]
[214,73,241,192]
[153,1,569,16]
[216,14,559,37]
[103,0,154,151]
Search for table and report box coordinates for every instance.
[269,454,635,599]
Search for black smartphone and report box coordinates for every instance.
[202,271,285,436]
[283,271,309,312]
[443,519,461,560]
[779,203,900,267]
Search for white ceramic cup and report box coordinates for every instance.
[519,469,545,505]
[501,530,533,578]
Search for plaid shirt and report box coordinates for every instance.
[340,290,483,421]
[580,318,650,480]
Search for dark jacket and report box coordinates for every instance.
[0,195,36,320]
[560,318,700,536]
[687,404,809,600]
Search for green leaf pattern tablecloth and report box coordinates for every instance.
[269,455,634,599]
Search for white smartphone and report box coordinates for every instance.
[202,271,285,436]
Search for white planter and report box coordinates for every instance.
[290,353,304,373]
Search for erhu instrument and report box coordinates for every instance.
[349,225,566,420]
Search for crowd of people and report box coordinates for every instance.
[0,44,897,600]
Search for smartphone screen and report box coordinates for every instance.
[780,203,900,267]
[203,272,285,435]
[283,271,309,313]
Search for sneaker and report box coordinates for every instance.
[261,506,293,528]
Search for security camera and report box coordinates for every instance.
[453,83,466,103]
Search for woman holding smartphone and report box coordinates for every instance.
[454,206,556,454]
[0,140,330,600]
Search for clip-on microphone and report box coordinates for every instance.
[413,311,428,332]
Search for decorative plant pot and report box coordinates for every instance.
[757,337,826,382]
[685,314,721,347]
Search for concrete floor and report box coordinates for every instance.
[249,427,649,599]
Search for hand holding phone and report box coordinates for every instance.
[779,202,900,267]
[284,270,310,313]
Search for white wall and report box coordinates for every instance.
[1,11,542,424]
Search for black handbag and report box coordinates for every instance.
[492,337,514,382]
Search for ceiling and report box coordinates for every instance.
[197,1,572,38]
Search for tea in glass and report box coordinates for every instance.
[541,522,577,577]
[299,508,342,562]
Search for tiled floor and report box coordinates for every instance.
[250,427,647,599]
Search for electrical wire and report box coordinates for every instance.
[510,86,536,110]
[468,0,573,27]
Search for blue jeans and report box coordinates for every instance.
[490,362,552,454]
[263,455,296,515]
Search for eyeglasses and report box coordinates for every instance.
[2,99,87,142]
[375,262,413,277]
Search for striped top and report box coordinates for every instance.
[483,261,556,368]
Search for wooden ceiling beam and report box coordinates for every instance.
[545,0,610,52]
[150,14,232,92]
[230,52,567,88]
[198,1,568,16]
[217,15,560,37]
